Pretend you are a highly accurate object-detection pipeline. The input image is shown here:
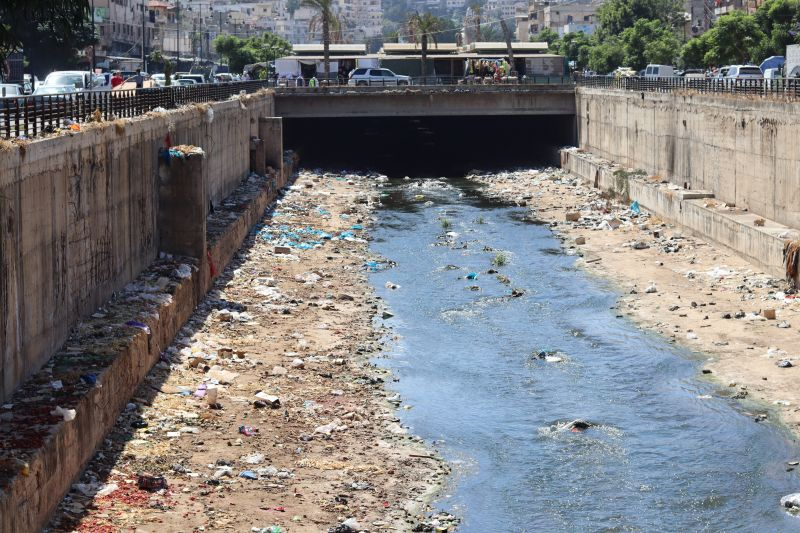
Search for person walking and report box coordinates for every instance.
[110,71,123,88]
[133,68,144,89]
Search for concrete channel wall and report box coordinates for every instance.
[561,149,794,278]
[0,90,276,403]
[576,87,800,229]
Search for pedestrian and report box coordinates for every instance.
[110,71,123,89]
[133,68,144,89]
[309,76,319,88]
[242,71,250,81]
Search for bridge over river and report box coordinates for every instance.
[272,84,576,118]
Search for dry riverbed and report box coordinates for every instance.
[471,169,800,439]
[48,171,453,533]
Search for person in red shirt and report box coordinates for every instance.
[110,71,123,88]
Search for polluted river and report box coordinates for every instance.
[366,175,800,532]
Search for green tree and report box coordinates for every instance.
[754,0,800,57]
[703,11,765,65]
[620,18,680,70]
[680,33,711,68]
[436,16,460,43]
[588,36,625,73]
[303,0,340,79]
[1,0,95,78]
[407,12,442,79]
[213,35,255,72]
[598,0,683,36]
[245,33,292,63]
[0,0,90,59]
[469,2,483,41]
[531,27,561,48]
[557,32,594,68]
[213,33,291,73]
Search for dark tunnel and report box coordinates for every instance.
[282,115,576,177]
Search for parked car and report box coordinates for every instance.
[348,68,411,86]
[175,73,206,84]
[763,67,783,89]
[0,84,24,113]
[30,84,78,111]
[0,83,22,97]
[713,66,731,78]
[613,67,636,78]
[175,78,197,86]
[725,65,763,79]
[41,70,108,91]
[644,64,675,78]
[681,68,706,78]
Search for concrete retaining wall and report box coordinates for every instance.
[0,91,276,403]
[561,149,792,277]
[576,87,800,229]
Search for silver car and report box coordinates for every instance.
[725,65,763,79]
[348,68,411,86]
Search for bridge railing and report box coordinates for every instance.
[0,76,576,139]
[0,80,271,139]
[577,74,800,98]
[274,75,574,90]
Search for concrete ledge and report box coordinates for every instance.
[561,148,797,278]
[0,163,296,533]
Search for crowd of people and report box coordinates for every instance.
[465,58,514,82]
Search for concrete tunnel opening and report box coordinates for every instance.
[282,115,576,177]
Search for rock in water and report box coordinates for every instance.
[781,493,800,509]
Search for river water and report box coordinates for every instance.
[367,177,800,532]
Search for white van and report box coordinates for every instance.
[644,64,675,78]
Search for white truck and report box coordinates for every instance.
[274,57,379,83]
[786,44,800,77]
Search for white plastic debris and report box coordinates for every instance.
[51,406,76,422]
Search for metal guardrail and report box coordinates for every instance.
[577,75,800,98]
[0,81,271,139]
[273,75,575,95]
[0,76,576,139]
[273,75,574,88]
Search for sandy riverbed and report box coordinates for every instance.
[48,171,452,533]
[470,169,800,440]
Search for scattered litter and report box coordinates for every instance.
[137,473,167,491]
[50,406,76,422]
[125,320,151,334]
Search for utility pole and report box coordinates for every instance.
[141,0,146,72]
[176,0,181,71]
[91,0,96,73]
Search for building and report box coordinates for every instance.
[517,0,602,40]
[714,0,764,16]
[337,0,384,42]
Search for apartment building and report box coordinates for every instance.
[517,0,601,40]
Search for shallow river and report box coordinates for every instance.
[367,177,800,532]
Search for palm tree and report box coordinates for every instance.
[407,12,441,80]
[499,18,514,76]
[303,0,342,80]
[470,3,483,42]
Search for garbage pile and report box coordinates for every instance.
[48,169,451,533]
